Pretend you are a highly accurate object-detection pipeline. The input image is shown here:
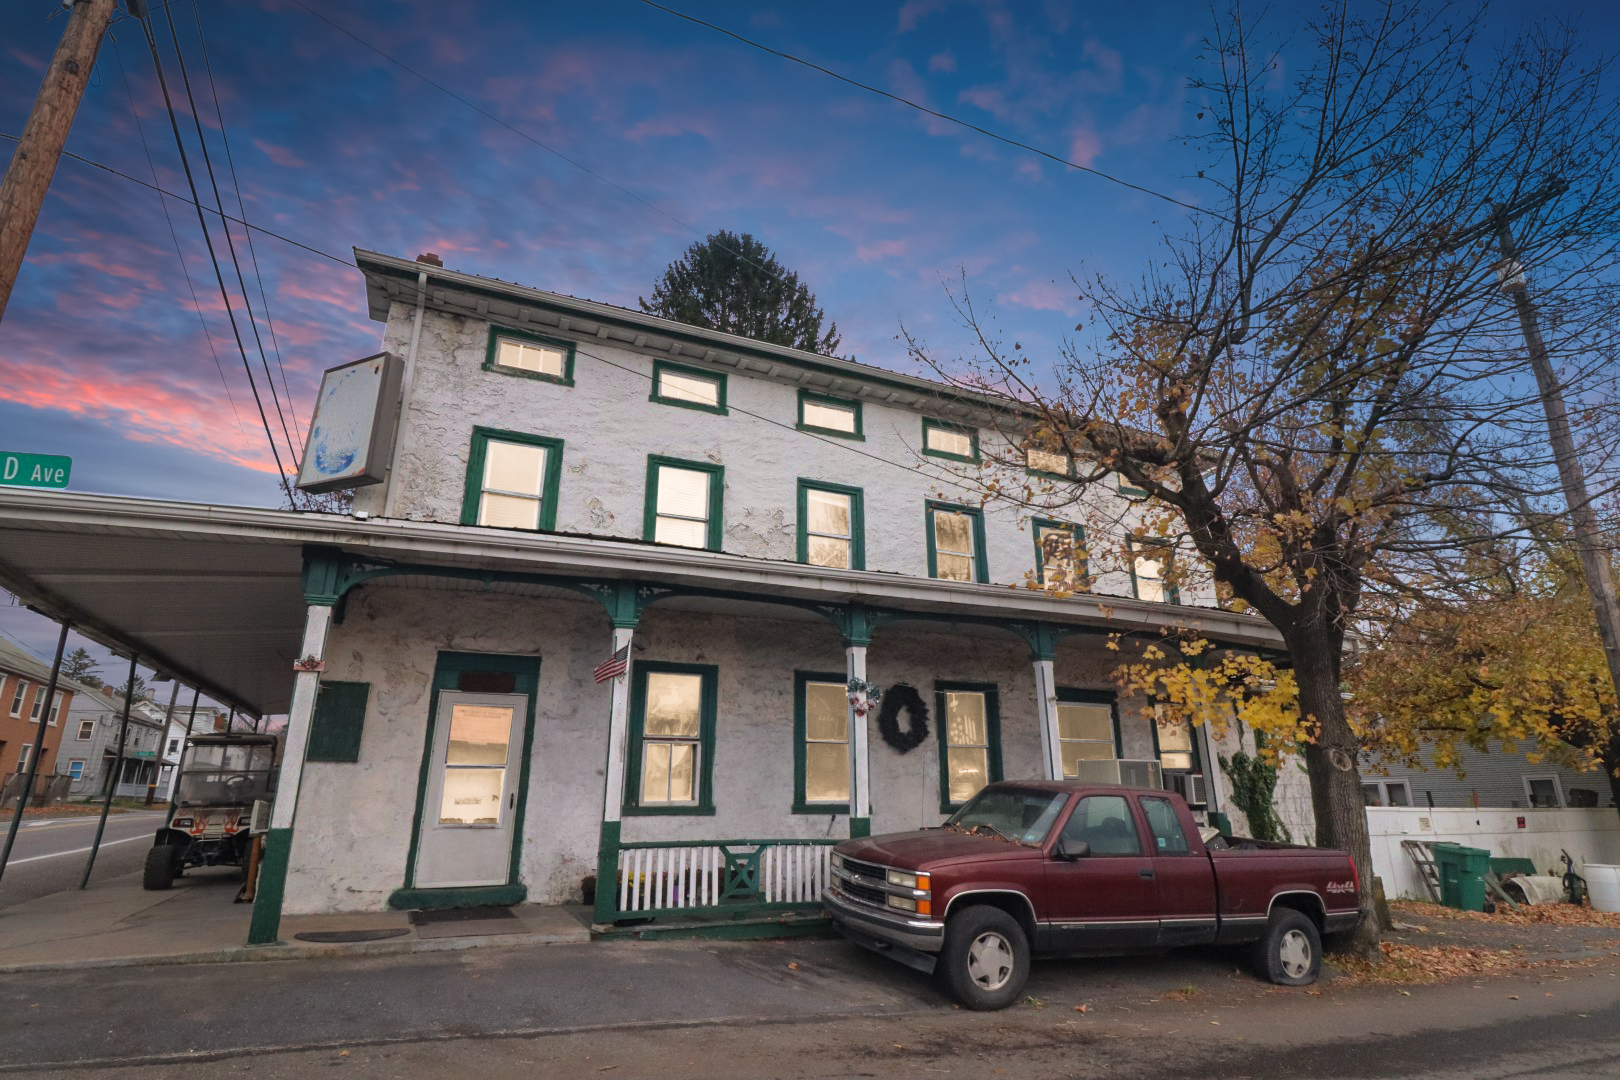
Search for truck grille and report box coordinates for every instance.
[834,856,894,910]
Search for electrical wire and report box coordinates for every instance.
[636,0,1211,218]
[157,2,302,471]
[187,0,302,449]
[109,37,254,451]
[135,15,295,503]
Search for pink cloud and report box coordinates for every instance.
[253,139,307,168]
[1001,279,1078,313]
[897,0,948,33]
[1068,127,1102,167]
[856,238,910,263]
[928,50,957,74]
[623,116,714,142]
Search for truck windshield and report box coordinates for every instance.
[946,788,1067,845]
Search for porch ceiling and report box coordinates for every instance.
[0,489,1285,715]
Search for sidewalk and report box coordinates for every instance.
[0,868,591,972]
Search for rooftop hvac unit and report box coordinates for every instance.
[1071,758,1163,789]
[1166,771,1210,807]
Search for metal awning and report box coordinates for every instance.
[0,489,1285,715]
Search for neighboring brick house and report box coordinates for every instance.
[60,687,170,798]
[0,638,90,785]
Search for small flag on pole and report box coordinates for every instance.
[593,643,630,683]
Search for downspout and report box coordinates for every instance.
[381,268,429,520]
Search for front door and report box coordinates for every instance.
[1042,793,1159,950]
[414,691,526,889]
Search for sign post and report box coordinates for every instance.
[0,452,71,489]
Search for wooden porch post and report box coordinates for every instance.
[847,643,871,838]
[1033,658,1063,781]
[593,582,640,924]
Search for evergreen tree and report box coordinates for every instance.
[640,231,844,357]
[61,646,101,687]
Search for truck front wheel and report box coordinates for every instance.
[938,906,1030,1010]
[1253,908,1321,986]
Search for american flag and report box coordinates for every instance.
[593,643,630,683]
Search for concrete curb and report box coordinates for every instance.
[0,928,591,974]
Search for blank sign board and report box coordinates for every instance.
[296,352,403,494]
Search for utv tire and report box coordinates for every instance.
[142,843,181,891]
[1252,908,1321,986]
[938,905,1030,1011]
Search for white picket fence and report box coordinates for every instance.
[614,840,835,915]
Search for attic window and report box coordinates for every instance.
[483,328,575,386]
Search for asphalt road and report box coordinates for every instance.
[1,933,1617,1078]
[0,811,166,911]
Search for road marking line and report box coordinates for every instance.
[6,835,148,866]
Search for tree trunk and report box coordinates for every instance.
[1600,735,1620,824]
[1290,625,1381,959]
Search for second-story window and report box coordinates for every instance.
[1129,540,1178,604]
[798,390,863,439]
[651,361,728,415]
[646,456,724,550]
[1026,448,1070,476]
[485,328,574,385]
[922,418,979,462]
[798,480,864,570]
[462,427,564,532]
[77,719,95,740]
[10,680,28,717]
[29,690,44,722]
[1033,519,1086,590]
[47,691,63,726]
[927,502,986,583]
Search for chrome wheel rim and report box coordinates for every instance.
[967,931,1014,992]
[1279,929,1312,979]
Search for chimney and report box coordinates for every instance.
[416,253,443,267]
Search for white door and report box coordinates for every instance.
[414,692,526,889]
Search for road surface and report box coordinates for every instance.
[0,810,166,910]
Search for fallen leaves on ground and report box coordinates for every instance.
[1332,942,1530,984]
[1392,900,1620,929]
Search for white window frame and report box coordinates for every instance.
[10,679,28,717]
[77,719,95,740]
[47,691,63,726]
[67,759,85,781]
[17,744,31,771]
[493,336,567,379]
[1523,774,1564,809]
[28,688,44,722]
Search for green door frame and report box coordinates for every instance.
[389,650,541,910]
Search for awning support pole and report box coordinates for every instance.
[83,651,138,889]
[1033,658,1063,781]
[593,621,637,925]
[167,685,201,810]
[0,620,70,886]
[247,602,332,945]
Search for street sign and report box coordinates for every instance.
[0,452,70,489]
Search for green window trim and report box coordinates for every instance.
[1031,517,1088,589]
[793,670,851,815]
[1149,700,1203,773]
[306,680,369,763]
[1056,687,1122,760]
[1127,538,1180,605]
[460,427,566,531]
[623,660,719,816]
[650,359,729,415]
[797,389,864,440]
[644,455,725,551]
[921,417,980,463]
[483,325,576,386]
[1115,472,1149,499]
[796,479,866,571]
[925,500,989,584]
[935,681,1002,813]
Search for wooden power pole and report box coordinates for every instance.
[0,0,119,325]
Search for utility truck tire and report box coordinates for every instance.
[142,843,181,891]
[1253,908,1321,986]
[938,906,1029,1010]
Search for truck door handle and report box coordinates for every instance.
[1139,868,1155,879]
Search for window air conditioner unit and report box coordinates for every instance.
[1071,758,1163,789]
[1166,771,1210,807]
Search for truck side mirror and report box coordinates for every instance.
[1055,837,1090,861]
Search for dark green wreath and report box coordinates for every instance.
[876,683,930,753]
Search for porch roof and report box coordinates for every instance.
[0,488,1283,715]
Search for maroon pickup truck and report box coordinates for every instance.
[825,780,1360,1009]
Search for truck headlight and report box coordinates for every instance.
[830,852,845,870]
[886,869,917,888]
[887,894,917,912]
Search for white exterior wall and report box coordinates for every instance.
[283,585,1160,915]
[353,305,1209,604]
[1368,806,1620,900]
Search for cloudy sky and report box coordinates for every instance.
[0,0,1609,671]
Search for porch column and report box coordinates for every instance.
[593,622,636,924]
[847,643,872,838]
[247,601,333,946]
[1033,657,1063,781]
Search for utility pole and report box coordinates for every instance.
[0,0,119,324]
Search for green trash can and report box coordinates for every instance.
[1433,843,1490,911]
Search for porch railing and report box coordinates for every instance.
[611,838,838,920]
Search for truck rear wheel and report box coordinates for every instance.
[938,906,1030,1010]
[1252,908,1321,986]
[142,843,182,891]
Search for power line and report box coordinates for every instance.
[637,0,1211,218]
[187,0,303,449]
[109,37,254,451]
[135,14,295,503]
[157,1,302,471]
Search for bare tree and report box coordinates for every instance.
[906,1,1620,953]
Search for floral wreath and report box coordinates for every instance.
[875,683,930,754]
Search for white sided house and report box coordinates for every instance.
[214,248,1287,940]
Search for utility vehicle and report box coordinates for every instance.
[142,733,278,890]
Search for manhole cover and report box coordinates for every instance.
[293,928,411,943]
